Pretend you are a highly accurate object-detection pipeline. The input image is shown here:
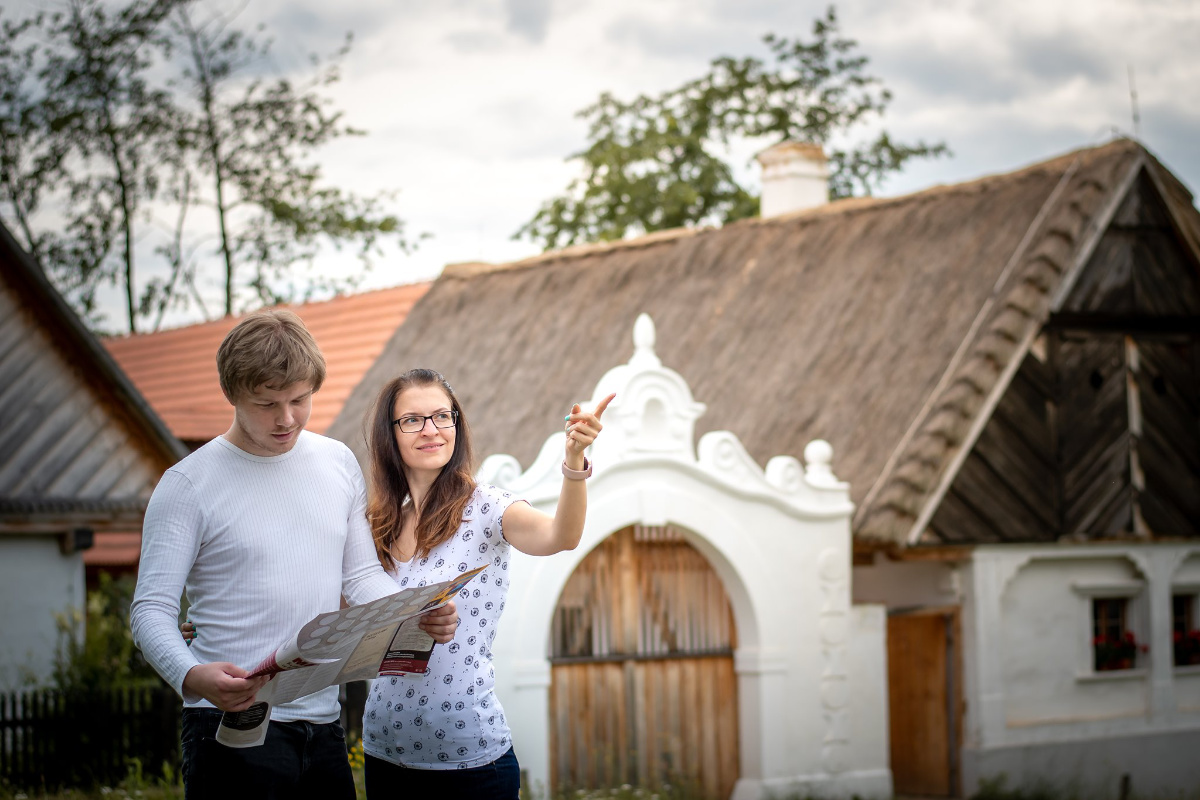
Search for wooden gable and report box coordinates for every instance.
[925,166,1200,544]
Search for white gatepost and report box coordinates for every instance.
[481,314,891,800]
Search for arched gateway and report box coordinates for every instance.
[480,315,891,800]
[549,522,740,798]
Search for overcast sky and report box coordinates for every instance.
[8,0,1199,329]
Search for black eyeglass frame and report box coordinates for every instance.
[392,410,459,433]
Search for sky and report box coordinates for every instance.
[6,0,1200,330]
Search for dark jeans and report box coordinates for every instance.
[363,747,520,799]
[181,708,355,800]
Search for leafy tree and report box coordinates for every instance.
[53,573,160,692]
[0,1,178,330]
[0,12,65,272]
[0,0,414,333]
[42,0,183,333]
[517,6,949,251]
[166,6,411,319]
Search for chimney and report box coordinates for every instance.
[755,141,829,218]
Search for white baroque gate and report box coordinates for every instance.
[480,314,891,800]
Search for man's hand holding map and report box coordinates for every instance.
[217,565,485,747]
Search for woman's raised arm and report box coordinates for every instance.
[502,393,615,556]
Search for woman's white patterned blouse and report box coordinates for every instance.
[361,484,522,769]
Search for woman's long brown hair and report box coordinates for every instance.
[366,369,476,570]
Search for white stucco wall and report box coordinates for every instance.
[1001,556,1149,726]
[853,542,1200,800]
[964,544,1200,799]
[0,535,85,691]
[1175,554,1200,716]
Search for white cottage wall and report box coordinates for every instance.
[1002,557,1149,726]
[1178,671,1200,715]
[1174,555,1200,715]
[1176,553,1200,586]
[846,606,890,788]
[0,537,85,691]
[850,542,1200,799]
[959,544,1200,800]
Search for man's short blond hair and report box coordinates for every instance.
[217,309,326,401]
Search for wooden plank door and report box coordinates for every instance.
[550,655,738,797]
[549,525,739,799]
[887,608,961,797]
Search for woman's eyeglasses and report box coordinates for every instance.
[393,410,458,433]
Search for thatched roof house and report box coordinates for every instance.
[326,139,1200,798]
[331,138,1200,551]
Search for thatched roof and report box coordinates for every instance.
[329,139,1197,548]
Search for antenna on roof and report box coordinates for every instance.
[1127,64,1141,140]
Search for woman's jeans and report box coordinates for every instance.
[363,746,520,799]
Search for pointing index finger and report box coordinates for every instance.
[593,393,616,420]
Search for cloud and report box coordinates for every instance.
[58,0,1200,328]
[505,0,553,43]
[602,14,766,63]
[1011,34,1114,86]
[1140,103,1200,195]
[444,29,508,54]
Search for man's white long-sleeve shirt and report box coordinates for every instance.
[130,431,398,723]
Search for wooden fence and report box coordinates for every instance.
[1,683,369,791]
[0,684,181,790]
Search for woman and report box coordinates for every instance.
[358,368,612,797]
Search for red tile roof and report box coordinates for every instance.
[83,532,141,567]
[104,283,430,441]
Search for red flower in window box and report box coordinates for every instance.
[1174,629,1200,667]
[1093,632,1146,672]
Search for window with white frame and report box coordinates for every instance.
[1091,597,1145,671]
[1072,576,1147,675]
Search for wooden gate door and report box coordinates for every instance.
[887,608,962,797]
[550,525,739,799]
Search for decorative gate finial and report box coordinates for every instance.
[630,313,661,369]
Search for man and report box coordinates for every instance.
[131,309,457,799]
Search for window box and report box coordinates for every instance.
[1092,631,1147,672]
[1076,667,1148,684]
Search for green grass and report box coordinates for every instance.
[0,758,182,800]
